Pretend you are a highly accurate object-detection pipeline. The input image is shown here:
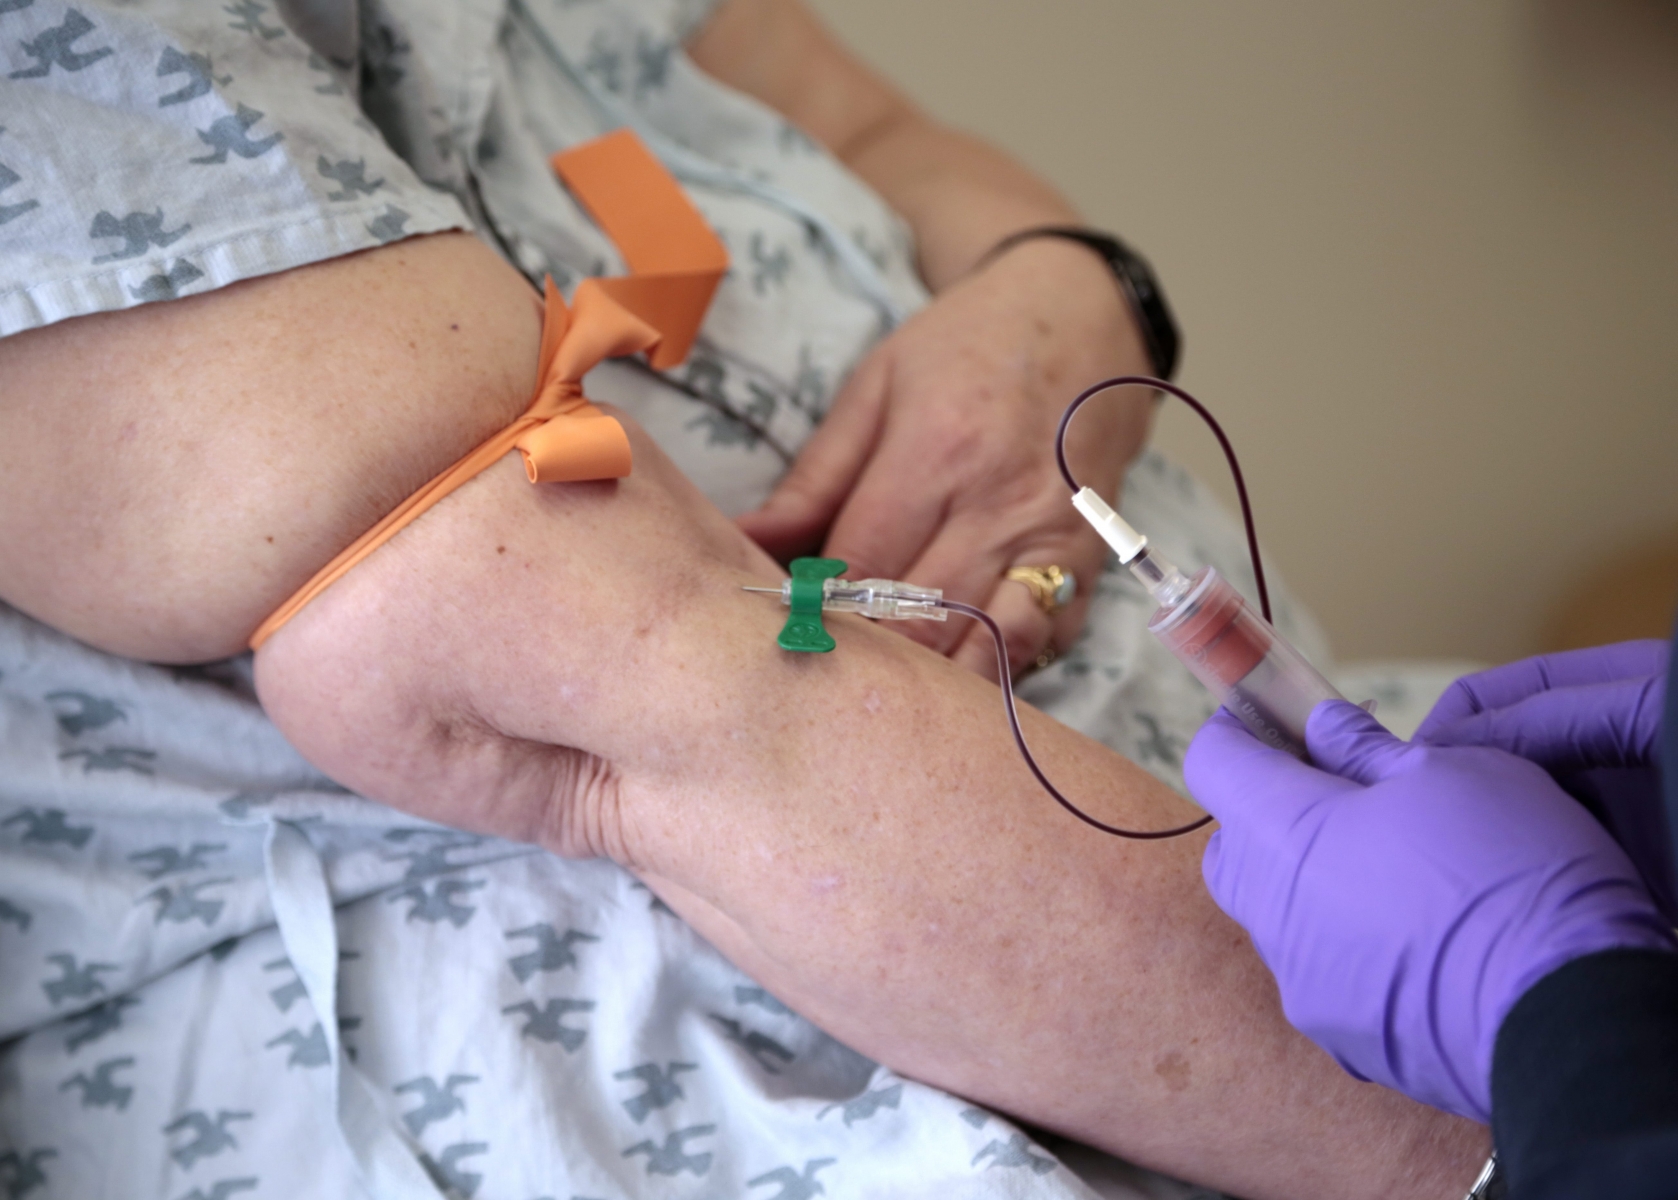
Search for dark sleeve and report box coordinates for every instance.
[1492,948,1678,1199]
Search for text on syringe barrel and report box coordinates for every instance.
[1146,567,1342,757]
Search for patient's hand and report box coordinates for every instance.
[738,239,1153,679]
[693,0,1155,680]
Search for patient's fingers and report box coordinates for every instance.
[906,500,1103,658]
[816,404,955,590]
[891,509,1028,656]
[736,353,889,562]
[950,572,1057,683]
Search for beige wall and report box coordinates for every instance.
[806,0,1678,663]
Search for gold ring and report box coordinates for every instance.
[1032,639,1059,672]
[1005,565,1076,617]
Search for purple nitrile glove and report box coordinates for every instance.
[1413,640,1667,762]
[1415,640,1673,918]
[1185,699,1677,1123]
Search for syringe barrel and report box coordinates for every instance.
[1146,566,1342,757]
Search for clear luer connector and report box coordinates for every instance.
[764,577,948,621]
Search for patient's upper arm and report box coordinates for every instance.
[0,233,540,662]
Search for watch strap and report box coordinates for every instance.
[983,225,1181,380]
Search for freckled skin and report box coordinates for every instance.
[1,232,1487,1200]
[256,435,1484,1200]
[1154,1051,1193,1094]
[0,236,536,662]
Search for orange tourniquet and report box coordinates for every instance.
[248,129,729,651]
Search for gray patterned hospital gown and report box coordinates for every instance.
[0,2,1469,1197]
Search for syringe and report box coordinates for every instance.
[1071,487,1344,758]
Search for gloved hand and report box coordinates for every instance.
[1414,640,1673,917]
[1185,699,1677,1123]
[1414,640,1667,763]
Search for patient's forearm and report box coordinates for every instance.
[253,443,1486,1200]
[687,0,1080,290]
[689,0,1085,290]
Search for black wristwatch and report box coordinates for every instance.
[983,225,1181,380]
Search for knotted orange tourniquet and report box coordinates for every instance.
[248,129,728,651]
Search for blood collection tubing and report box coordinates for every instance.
[750,375,1347,838]
[747,575,1207,838]
[1062,378,1344,760]
[935,596,1216,839]
[986,375,1341,833]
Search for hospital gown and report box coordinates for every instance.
[0,2,1460,1196]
